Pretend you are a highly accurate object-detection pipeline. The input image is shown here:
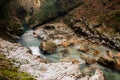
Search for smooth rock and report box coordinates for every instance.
[39,62,82,80]
[89,69,104,80]
[58,48,70,57]
[86,58,97,65]
[53,39,62,45]
[78,76,89,80]
[40,41,57,54]
[61,41,71,47]
[114,52,120,58]
[60,57,80,64]
[106,50,113,57]
[93,50,100,57]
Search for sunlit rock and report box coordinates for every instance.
[85,58,97,65]
[61,41,71,48]
[58,48,70,57]
[89,69,104,80]
[60,57,82,64]
[93,50,100,57]
[40,41,57,54]
[53,39,62,45]
[114,52,120,58]
[39,62,83,80]
[78,76,89,80]
[106,50,113,57]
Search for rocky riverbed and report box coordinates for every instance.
[0,37,105,80]
[0,0,120,80]
[0,23,105,80]
[1,22,117,80]
[0,22,120,80]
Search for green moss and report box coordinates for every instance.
[38,0,57,22]
[0,53,34,80]
[0,70,34,80]
[41,41,57,51]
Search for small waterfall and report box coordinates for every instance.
[18,28,46,59]
[29,46,46,59]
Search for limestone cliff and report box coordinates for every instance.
[63,0,120,51]
[0,0,83,36]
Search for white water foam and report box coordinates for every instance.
[29,46,46,59]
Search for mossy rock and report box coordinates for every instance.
[40,41,57,54]
[0,53,34,80]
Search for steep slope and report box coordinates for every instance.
[62,0,120,51]
[0,0,83,36]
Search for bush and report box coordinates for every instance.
[39,0,57,22]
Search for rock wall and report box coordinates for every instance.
[70,19,120,51]
[0,0,83,36]
[63,0,120,51]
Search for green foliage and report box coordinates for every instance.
[39,0,57,22]
[0,53,34,80]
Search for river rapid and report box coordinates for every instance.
[18,26,120,80]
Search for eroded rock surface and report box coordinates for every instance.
[0,0,83,36]
[97,52,120,71]
[0,37,105,80]
[40,41,57,54]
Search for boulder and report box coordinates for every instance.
[78,45,91,54]
[115,58,120,70]
[35,30,48,40]
[97,56,115,69]
[61,41,71,47]
[40,41,57,54]
[89,69,104,80]
[106,50,113,57]
[60,57,80,64]
[53,39,62,45]
[58,48,70,57]
[69,38,78,45]
[113,52,120,58]
[93,50,100,56]
[85,58,97,65]
[97,56,120,71]
[97,51,120,70]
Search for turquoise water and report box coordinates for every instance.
[18,30,41,47]
[18,30,120,80]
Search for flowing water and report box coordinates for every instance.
[18,30,120,80]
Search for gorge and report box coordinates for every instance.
[0,0,120,80]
